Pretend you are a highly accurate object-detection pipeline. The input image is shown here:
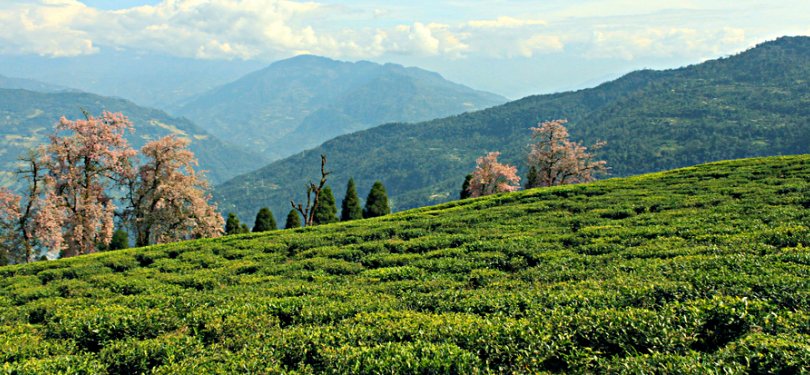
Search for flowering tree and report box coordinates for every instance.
[466,151,521,198]
[125,135,223,247]
[527,119,607,188]
[37,111,137,257]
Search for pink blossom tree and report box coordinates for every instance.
[37,111,137,257]
[125,135,224,246]
[467,151,521,198]
[527,119,607,188]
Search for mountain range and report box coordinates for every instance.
[214,36,810,224]
[0,89,267,188]
[176,55,507,161]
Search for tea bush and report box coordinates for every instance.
[1,155,809,373]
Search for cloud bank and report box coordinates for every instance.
[0,0,807,63]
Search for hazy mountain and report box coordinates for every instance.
[0,89,268,188]
[215,36,810,224]
[176,55,507,161]
[0,74,73,93]
[0,50,264,109]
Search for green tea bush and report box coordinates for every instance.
[45,305,182,351]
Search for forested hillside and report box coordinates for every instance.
[177,55,506,160]
[0,89,268,187]
[216,36,810,224]
[1,155,808,373]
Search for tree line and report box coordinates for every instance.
[0,113,602,264]
[224,165,391,235]
[0,111,222,264]
[461,119,607,198]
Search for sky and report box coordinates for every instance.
[1,0,809,99]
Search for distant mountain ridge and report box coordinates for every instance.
[215,36,810,224]
[0,89,268,188]
[0,74,73,93]
[176,55,507,161]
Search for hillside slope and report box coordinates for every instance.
[176,55,507,160]
[216,36,810,224]
[1,155,809,373]
[0,89,268,187]
[0,74,71,93]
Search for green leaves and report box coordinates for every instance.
[0,155,809,372]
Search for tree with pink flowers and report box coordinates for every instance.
[36,111,137,257]
[527,119,607,188]
[466,151,521,198]
[125,135,224,246]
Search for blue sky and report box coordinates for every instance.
[1,1,808,98]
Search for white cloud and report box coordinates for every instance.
[518,35,564,57]
[468,16,546,29]
[586,26,753,60]
[0,0,805,63]
[0,0,98,57]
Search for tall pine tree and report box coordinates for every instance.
[525,166,539,189]
[460,174,473,199]
[253,207,277,232]
[313,186,338,225]
[341,178,363,221]
[225,213,243,235]
[285,209,301,229]
[364,181,390,218]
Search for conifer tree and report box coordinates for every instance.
[285,209,301,229]
[460,174,473,199]
[364,181,390,218]
[341,178,363,221]
[252,207,277,232]
[109,229,129,250]
[313,185,338,225]
[225,213,242,235]
[525,166,539,189]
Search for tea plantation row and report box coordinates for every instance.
[1,155,809,373]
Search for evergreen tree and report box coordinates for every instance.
[460,174,473,199]
[313,186,338,225]
[109,229,129,250]
[285,209,302,229]
[225,213,242,235]
[252,207,277,232]
[364,181,390,218]
[240,223,249,234]
[341,178,363,221]
[525,166,539,189]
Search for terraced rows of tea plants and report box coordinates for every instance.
[1,155,809,373]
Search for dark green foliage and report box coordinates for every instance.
[364,181,390,218]
[285,209,301,229]
[340,178,363,221]
[525,166,539,189]
[0,155,809,373]
[109,230,129,251]
[460,174,472,199]
[216,36,810,222]
[252,208,277,232]
[313,186,338,225]
[225,213,247,235]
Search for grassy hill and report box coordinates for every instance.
[176,55,506,161]
[215,36,810,225]
[1,155,808,373]
[0,89,268,187]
